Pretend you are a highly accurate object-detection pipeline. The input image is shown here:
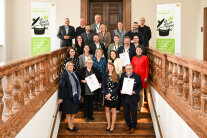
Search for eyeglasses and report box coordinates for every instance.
[125,68,132,70]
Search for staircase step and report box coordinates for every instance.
[75,111,151,118]
[57,129,155,138]
[60,118,153,129]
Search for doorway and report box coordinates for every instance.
[81,0,131,32]
[204,7,207,60]
[89,1,122,35]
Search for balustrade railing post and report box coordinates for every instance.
[161,54,168,95]
[183,67,189,100]
[30,65,36,98]
[24,67,30,102]
[4,74,14,117]
[201,74,207,115]
[192,71,201,109]
[0,77,4,125]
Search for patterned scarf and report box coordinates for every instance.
[67,71,81,104]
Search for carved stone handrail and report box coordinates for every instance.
[147,48,207,138]
[0,47,67,137]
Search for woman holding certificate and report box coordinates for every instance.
[92,48,107,110]
[58,61,81,132]
[79,59,102,122]
[63,47,80,73]
[102,63,119,132]
[131,45,149,112]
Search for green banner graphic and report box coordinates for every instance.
[31,37,51,56]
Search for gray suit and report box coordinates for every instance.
[81,32,94,45]
[57,25,75,47]
[91,23,103,34]
[79,53,93,69]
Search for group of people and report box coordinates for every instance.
[57,14,150,134]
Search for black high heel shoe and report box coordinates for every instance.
[67,127,77,132]
[106,127,110,131]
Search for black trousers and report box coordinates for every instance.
[116,90,121,110]
[93,88,103,104]
[122,94,138,129]
[84,95,94,118]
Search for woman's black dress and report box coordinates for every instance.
[102,74,119,108]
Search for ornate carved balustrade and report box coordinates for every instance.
[147,48,207,138]
[0,47,67,137]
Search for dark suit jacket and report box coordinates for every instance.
[120,72,143,101]
[139,25,151,46]
[76,26,85,37]
[102,73,119,96]
[58,71,73,99]
[81,32,94,45]
[57,25,75,47]
[89,42,106,58]
[117,45,136,61]
[126,29,145,46]
[78,67,102,96]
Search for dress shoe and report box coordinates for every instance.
[97,104,102,111]
[124,126,130,131]
[73,126,78,130]
[89,116,94,121]
[67,127,77,132]
[106,128,110,131]
[129,128,135,134]
[85,117,89,122]
[109,128,114,133]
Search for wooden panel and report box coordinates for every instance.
[106,2,122,35]
[90,2,105,24]
[204,7,207,60]
[90,2,122,35]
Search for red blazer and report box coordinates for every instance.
[131,55,149,88]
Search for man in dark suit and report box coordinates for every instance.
[120,64,143,134]
[117,36,136,61]
[89,34,106,58]
[81,24,94,45]
[131,35,146,55]
[126,22,145,46]
[91,14,103,34]
[57,18,75,47]
[76,18,86,37]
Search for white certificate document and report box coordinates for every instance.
[122,78,134,95]
[119,52,130,67]
[85,74,100,92]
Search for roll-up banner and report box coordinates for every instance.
[157,3,181,54]
[31,2,56,56]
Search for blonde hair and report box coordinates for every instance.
[106,62,118,82]
[85,58,93,64]
[65,61,74,70]
[100,24,107,32]
[95,48,103,57]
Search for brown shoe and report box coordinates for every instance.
[124,126,130,131]
[129,128,135,134]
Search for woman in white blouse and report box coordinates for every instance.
[108,50,122,77]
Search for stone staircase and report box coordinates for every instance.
[57,102,155,138]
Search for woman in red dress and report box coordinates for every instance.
[131,45,149,112]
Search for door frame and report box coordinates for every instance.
[204,7,207,60]
[81,0,131,31]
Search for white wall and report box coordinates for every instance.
[131,0,201,59]
[4,0,205,61]
[196,0,207,60]
[15,91,61,138]
[5,0,80,62]
[150,86,199,138]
